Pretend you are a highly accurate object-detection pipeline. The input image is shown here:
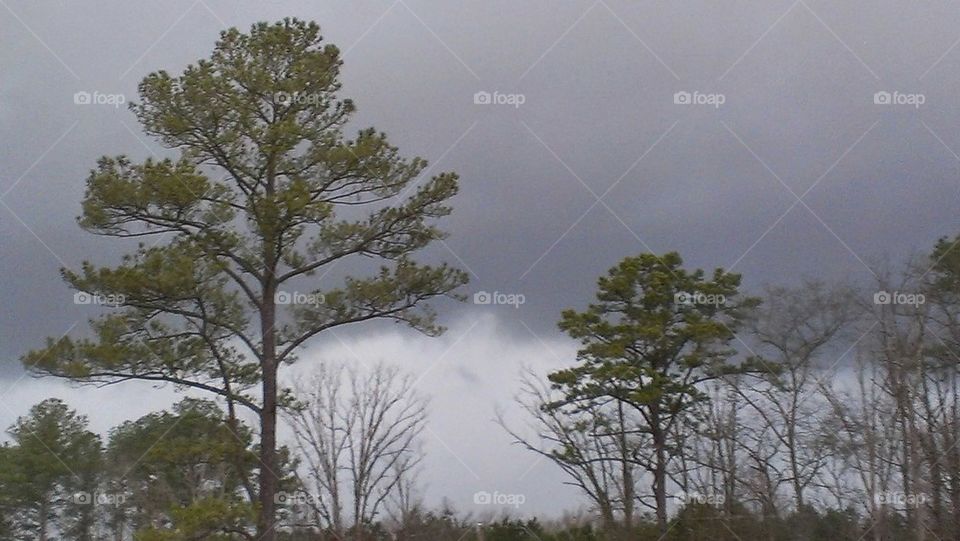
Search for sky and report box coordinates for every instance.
[2,0,960,518]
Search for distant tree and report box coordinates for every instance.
[681,381,743,518]
[502,372,639,533]
[0,399,101,541]
[546,252,758,534]
[818,354,899,541]
[22,18,466,540]
[287,361,427,540]
[731,281,860,514]
[389,502,469,541]
[105,398,263,539]
[922,234,960,539]
[0,450,13,538]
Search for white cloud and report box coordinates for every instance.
[286,312,583,517]
[0,312,585,518]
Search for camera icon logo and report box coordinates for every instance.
[473,491,492,504]
[73,91,92,105]
[873,291,892,305]
[673,91,692,105]
[274,492,290,505]
[274,291,292,305]
[73,291,93,305]
[473,291,492,305]
[874,91,892,105]
[275,92,292,105]
[474,91,492,105]
[674,291,693,306]
[73,492,93,505]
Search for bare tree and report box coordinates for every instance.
[383,461,424,534]
[287,361,427,540]
[683,382,743,517]
[738,281,861,513]
[500,371,640,534]
[868,261,933,539]
[819,353,900,541]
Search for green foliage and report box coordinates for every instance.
[665,504,866,541]
[929,233,960,293]
[542,252,758,532]
[22,16,467,403]
[549,252,758,412]
[105,398,263,539]
[134,497,256,541]
[0,399,101,540]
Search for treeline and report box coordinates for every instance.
[0,398,259,540]
[5,232,960,540]
[0,396,888,540]
[499,236,960,541]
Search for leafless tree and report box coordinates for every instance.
[736,281,861,513]
[287,361,427,540]
[683,382,744,517]
[819,353,900,541]
[499,371,641,534]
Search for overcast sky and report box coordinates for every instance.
[3,0,960,518]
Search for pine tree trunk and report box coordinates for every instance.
[651,408,668,534]
[38,499,48,541]
[258,366,278,541]
[258,275,279,541]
